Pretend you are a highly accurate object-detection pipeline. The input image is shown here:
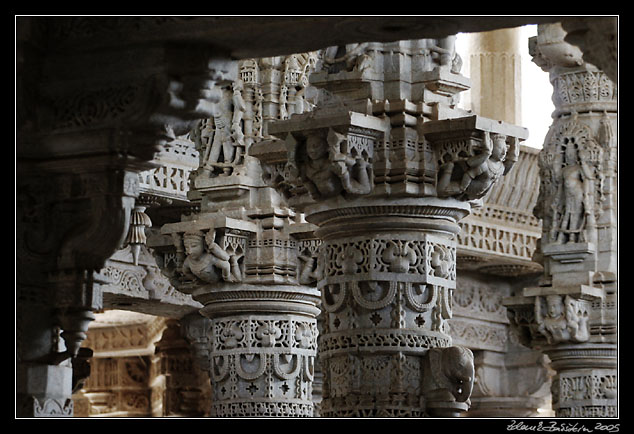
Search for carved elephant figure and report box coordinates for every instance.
[422,345,475,413]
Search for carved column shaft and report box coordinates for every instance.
[254,38,528,417]
[160,54,322,417]
[314,198,468,417]
[152,319,212,417]
[504,22,617,418]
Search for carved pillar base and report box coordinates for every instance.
[16,363,74,417]
[467,349,554,417]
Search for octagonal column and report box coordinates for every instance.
[252,39,528,417]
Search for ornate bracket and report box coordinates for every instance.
[504,284,602,350]
[420,115,528,202]
[250,111,389,210]
[160,216,257,292]
[17,165,142,363]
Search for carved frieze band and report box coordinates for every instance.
[209,315,318,417]
[319,233,456,287]
[457,218,540,262]
[551,369,617,417]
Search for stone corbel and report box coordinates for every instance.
[287,218,323,286]
[504,284,602,350]
[420,115,527,202]
[420,66,471,110]
[160,215,257,293]
[250,111,389,210]
[17,165,143,364]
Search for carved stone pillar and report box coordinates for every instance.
[16,16,237,417]
[159,54,322,417]
[252,39,528,417]
[503,22,618,418]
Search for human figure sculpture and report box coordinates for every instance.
[198,86,237,176]
[300,128,373,199]
[430,35,457,69]
[231,80,247,147]
[534,295,589,344]
[323,43,372,73]
[181,231,240,284]
[556,138,596,244]
[437,131,513,200]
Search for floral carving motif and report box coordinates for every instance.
[256,322,283,347]
[321,236,455,285]
[553,70,616,109]
[208,316,317,417]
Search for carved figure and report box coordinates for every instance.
[300,128,373,200]
[555,138,598,244]
[534,295,590,344]
[323,43,372,73]
[298,251,323,285]
[430,36,458,70]
[422,346,475,407]
[196,86,238,176]
[538,114,608,247]
[437,132,516,200]
[231,80,246,148]
[181,231,240,284]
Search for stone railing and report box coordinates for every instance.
[457,145,543,276]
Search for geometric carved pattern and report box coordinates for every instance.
[552,369,617,417]
[77,357,152,417]
[457,219,540,262]
[81,313,167,356]
[209,315,318,417]
[452,283,508,323]
[447,319,508,352]
[321,234,456,286]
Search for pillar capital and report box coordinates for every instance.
[252,38,528,417]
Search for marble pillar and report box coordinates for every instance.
[253,38,528,417]
[465,27,523,125]
[503,22,618,418]
[160,54,323,417]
